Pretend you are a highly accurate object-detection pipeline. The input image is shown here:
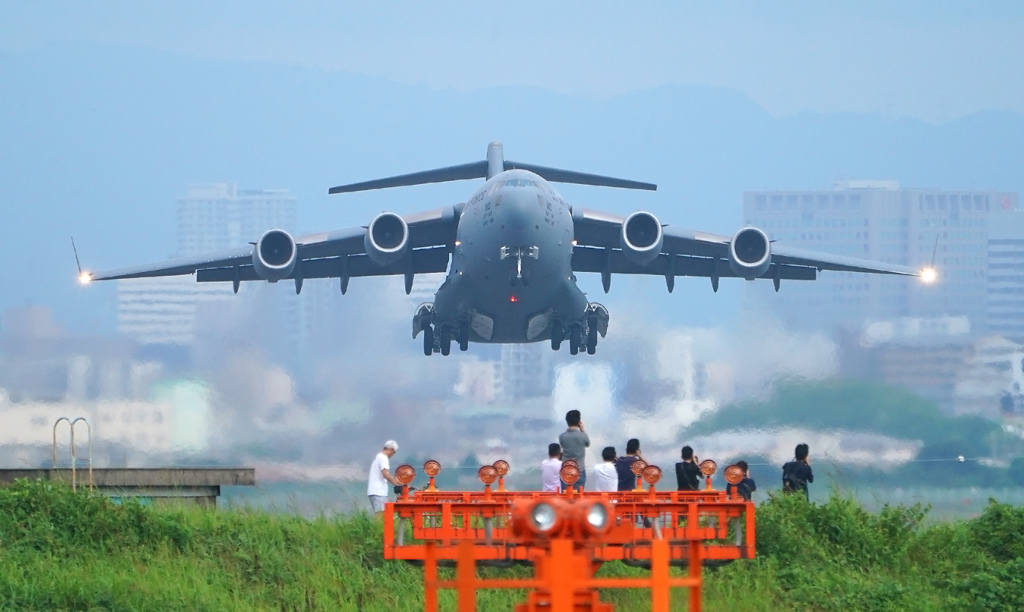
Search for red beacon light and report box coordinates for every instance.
[699,459,718,490]
[642,465,662,487]
[423,459,441,491]
[631,459,648,491]
[724,464,745,498]
[559,462,580,494]
[395,464,416,498]
[492,460,510,491]
[478,465,499,486]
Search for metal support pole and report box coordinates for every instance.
[456,540,476,612]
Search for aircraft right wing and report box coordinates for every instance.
[570,207,923,291]
[85,206,459,293]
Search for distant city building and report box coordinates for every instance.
[117,184,297,346]
[743,181,1018,334]
[987,210,1024,343]
[839,315,974,414]
[498,343,553,401]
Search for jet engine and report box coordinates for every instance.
[620,211,664,265]
[728,227,772,280]
[252,229,297,281]
[365,212,409,266]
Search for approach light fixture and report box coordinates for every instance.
[699,459,718,477]
[559,462,580,486]
[573,500,611,537]
[724,464,745,486]
[630,460,648,476]
[478,465,499,485]
[642,465,662,486]
[423,460,441,477]
[492,460,509,476]
[395,464,416,485]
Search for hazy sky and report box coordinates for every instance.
[2,2,1023,120]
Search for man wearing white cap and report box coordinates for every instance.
[367,440,402,516]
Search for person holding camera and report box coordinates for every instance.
[558,410,590,491]
[675,445,702,491]
[781,443,814,501]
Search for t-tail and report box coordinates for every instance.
[328,141,657,194]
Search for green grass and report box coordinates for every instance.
[2,480,1024,611]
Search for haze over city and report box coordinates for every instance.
[1,2,1023,511]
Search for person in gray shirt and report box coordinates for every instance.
[558,409,590,491]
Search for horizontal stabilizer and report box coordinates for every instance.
[504,161,657,191]
[329,161,488,194]
[328,142,657,195]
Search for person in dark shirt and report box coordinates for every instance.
[729,460,757,502]
[614,438,644,491]
[675,445,702,491]
[781,443,814,500]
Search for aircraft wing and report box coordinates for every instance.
[570,208,921,286]
[86,206,458,287]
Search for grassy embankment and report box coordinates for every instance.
[2,479,1023,611]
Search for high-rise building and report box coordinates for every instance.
[743,181,1017,334]
[117,184,297,346]
[987,210,1024,343]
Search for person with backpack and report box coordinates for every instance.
[782,443,814,500]
[675,445,702,491]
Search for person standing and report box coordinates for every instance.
[729,460,757,502]
[615,438,644,491]
[541,443,563,492]
[367,440,402,516]
[558,410,590,491]
[675,445,701,491]
[782,443,814,501]
[592,447,619,492]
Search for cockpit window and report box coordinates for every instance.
[503,179,537,188]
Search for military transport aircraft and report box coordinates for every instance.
[81,142,931,356]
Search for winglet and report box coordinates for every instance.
[72,237,92,285]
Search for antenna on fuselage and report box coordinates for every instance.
[327,142,657,194]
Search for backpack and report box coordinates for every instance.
[781,462,802,493]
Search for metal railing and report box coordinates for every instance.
[52,417,93,490]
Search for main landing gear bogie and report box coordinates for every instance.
[421,319,470,357]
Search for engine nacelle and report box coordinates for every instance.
[364,212,409,266]
[620,211,664,265]
[252,229,297,281]
[728,227,772,280]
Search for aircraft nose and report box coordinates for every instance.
[496,190,537,231]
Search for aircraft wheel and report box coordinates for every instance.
[550,323,563,351]
[422,325,434,356]
[458,321,470,351]
[440,326,452,356]
[569,327,581,355]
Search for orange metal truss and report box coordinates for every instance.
[383,484,755,611]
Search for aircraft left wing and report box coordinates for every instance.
[85,206,459,293]
[570,208,921,291]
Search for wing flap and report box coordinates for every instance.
[571,247,816,281]
[196,247,451,283]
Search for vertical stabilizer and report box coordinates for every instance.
[486,142,504,179]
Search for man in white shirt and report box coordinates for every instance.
[367,440,402,515]
[592,446,619,493]
[541,443,562,492]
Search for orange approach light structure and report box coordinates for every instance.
[383,458,757,612]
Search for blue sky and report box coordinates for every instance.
[3,2,1023,120]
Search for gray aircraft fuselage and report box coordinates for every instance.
[433,169,586,343]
